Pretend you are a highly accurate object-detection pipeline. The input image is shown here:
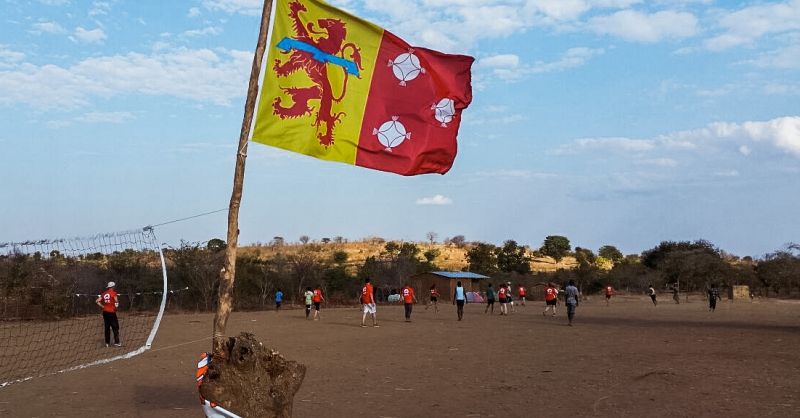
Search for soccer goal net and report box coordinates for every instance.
[0,227,168,387]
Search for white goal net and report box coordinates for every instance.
[0,227,168,387]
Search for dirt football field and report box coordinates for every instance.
[1,296,798,418]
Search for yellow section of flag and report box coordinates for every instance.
[251,0,383,164]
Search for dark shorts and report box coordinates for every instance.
[456,300,465,307]
[305,304,312,311]
[650,295,657,301]
[314,302,321,311]
[276,301,282,307]
[546,299,557,306]
[487,299,495,305]
[606,294,611,299]
[430,297,438,302]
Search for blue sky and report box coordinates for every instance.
[1,0,798,257]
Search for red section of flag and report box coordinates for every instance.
[356,31,474,175]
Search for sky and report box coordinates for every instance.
[1,0,799,258]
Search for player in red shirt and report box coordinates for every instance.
[360,278,378,327]
[95,281,121,347]
[401,283,418,322]
[312,285,324,321]
[425,284,440,313]
[543,282,558,317]
[497,284,509,316]
[517,285,527,306]
[605,285,614,305]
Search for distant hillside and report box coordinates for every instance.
[240,240,578,272]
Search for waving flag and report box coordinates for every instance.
[250,0,474,175]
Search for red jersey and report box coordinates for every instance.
[361,283,374,304]
[605,286,614,296]
[402,286,415,304]
[498,287,507,299]
[312,289,323,303]
[98,289,118,313]
[430,288,439,298]
[545,287,557,302]
[518,286,526,297]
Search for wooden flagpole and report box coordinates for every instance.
[213,0,274,357]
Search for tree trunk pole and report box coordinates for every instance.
[213,0,274,357]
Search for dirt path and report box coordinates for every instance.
[1,297,798,417]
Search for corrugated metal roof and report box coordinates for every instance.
[430,271,490,279]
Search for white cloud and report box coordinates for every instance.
[530,47,604,73]
[30,21,67,34]
[714,170,739,177]
[635,158,678,167]
[479,54,520,68]
[479,47,603,81]
[704,0,800,51]
[558,116,800,159]
[739,145,751,156]
[203,0,263,16]
[0,48,252,109]
[75,111,135,123]
[589,10,698,42]
[555,137,656,154]
[183,26,223,37]
[188,7,202,18]
[416,195,453,205]
[0,46,25,64]
[89,1,111,17]
[71,27,107,44]
[38,0,70,5]
[745,45,800,70]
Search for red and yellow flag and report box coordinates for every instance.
[250,0,474,175]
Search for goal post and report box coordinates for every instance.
[0,227,169,388]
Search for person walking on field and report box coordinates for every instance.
[543,282,558,316]
[506,281,515,313]
[360,278,378,327]
[647,285,657,306]
[497,284,509,316]
[517,284,527,306]
[401,283,418,322]
[485,283,496,314]
[304,287,314,319]
[275,288,284,311]
[96,281,121,347]
[604,285,614,306]
[565,280,579,326]
[312,285,324,320]
[672,282,680,304]
[426,284,440,313]
[707,283,721,312]
[453,281,467,321]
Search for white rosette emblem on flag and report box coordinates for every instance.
[373,116,411,152]
[432,98,456,127]
[388,50,425,86]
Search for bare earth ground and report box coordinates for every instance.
[1,296,798,418]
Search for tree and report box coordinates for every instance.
[299,235,310,245]
[426,231,438,246]
[540,236,571,262]
[598,245,623,264]
[321,237,331,244]
[496,240,530,274]
[271,236,284,246]
[466,242,498,275]
[450,235,466,248]
[207,238,226,252]
[756,248,800,296]
[641,240,730,299]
